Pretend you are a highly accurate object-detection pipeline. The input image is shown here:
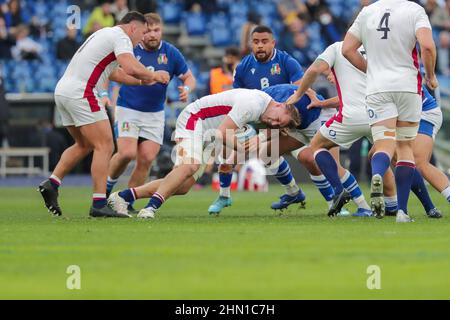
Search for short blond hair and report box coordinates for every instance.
[286,104,301,129]
[144,13,163,26]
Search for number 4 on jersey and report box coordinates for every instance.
[377,12,391,40]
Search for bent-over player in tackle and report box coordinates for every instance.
[108,89,300,218]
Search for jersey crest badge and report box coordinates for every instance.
[271,63,281,75]
[158,54,168,65]
[122,122,130,132]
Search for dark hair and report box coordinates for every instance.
[224,47,240,58]
[118,11,147,25]
[251,25,273,35]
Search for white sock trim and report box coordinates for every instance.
[220,187,231,198]
[310,174,326,182]
[441,186,450,199]
[93,193,106,199]
[340,170,351,184]
[50,175,62,185]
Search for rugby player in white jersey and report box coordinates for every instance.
[342,0,438,222]
[288,41,442,218]
[38,12,170,218]
[108,89,300,219]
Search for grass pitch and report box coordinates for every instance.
[0,184,449,299]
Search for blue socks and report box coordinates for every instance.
[314,149,344,194]
[146,192,165,210]
[395,161,416,214]
[219,171,233,198]
[371,152,391,177]
[310,174,335,202]
[106,176,119,195]
[273,157,300,196]
[341,170,362,199]
[385,196,398,213]
[275,157,294,185]
[119,188,137,203]
[411,169,435,213]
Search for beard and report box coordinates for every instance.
[254,51,271,62]
[143,39,161,50]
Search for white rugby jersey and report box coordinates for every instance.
[317,41,368,125]
[178,89,272,135]
[348,0,431,96]
[55,26,134,111]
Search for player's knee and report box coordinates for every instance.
[119,149,137,163]
[74,142,93,155]
[297,148,314,167]
[219,164,233,174]
[181,164,201,178]
[137,153,156,168]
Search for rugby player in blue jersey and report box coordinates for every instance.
[208,26,336,215]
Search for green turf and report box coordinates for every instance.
[0,184,449,299]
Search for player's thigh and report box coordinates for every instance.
[311,128,338,152]
[137,139,161,164]
[278,134,304,156]
[413,134,433,165]
[66,125,92,150]
[79,119,113,149]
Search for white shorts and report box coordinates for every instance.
[288,118,321,146]
[366,92,422,125]
[419,107,443,140]
[55,95,108,127]
[115,107,165,145]
[320,118,373,149]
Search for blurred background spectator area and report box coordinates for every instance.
[0,0,448,96]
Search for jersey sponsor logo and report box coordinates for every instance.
[136,55,142,61]
[251,68,256,75]
[271,63,281,75]
[158,53,168,65]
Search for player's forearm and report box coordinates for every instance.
[319,96,340,109]
[344,50,367,73]
[110,68,141,86]
[421,44,437,79]
[294,67,320,98]
[182,74,197,92]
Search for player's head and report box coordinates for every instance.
[251,26,276,63]
[143,13,163,51]
[223,47,240,72]
[262,101,301,129]
[118,11,148,47]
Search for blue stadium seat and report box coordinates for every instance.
[185,12,207,36]
[161,2,182,24]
